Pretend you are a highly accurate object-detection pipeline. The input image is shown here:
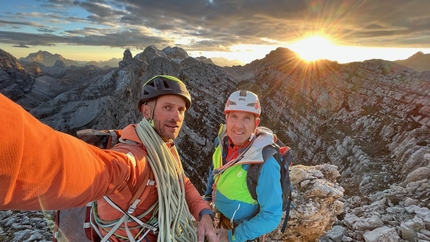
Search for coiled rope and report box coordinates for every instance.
[135,118,197,242]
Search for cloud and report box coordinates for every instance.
[0,19,45,28]
[1,0,430,52]
[37,28,56,33]
[79,1,128,18]
[12,43,30,48]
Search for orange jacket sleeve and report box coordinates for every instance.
[0,94,136,211]
[184,175,212,220]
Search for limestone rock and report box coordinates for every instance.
[267,164,344,241]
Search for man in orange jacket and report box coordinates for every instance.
[0,75,218,242]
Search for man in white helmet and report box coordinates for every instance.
[204,90,283,242]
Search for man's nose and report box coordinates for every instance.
[172,110,182,121]
[233,121,244,128]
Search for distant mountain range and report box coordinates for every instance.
[15,49,430,71]
[16,49,244,68]
[18,50,122,68]
[394,51,430,72]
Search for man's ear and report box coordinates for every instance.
[141,104,151,119]
[255,117,260,127]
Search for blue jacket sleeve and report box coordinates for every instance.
[204,165,214,201]
[204,137,219,202]
[229,156,283,241]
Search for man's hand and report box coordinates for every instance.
[216,228,228,242]
[197,214,218,242]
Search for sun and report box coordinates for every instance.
[289,36,336,62]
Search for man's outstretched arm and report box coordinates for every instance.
[0,94,136,211]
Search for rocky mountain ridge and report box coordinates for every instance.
[0,46,429,242]
[395,51,430,72]
[16,49,430,71]
[16,47,225,69]
[18,50,121,68]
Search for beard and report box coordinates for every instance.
[154,119,181,141]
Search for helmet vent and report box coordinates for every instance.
[154,80,163,89]
[138,75,191,109]
[161,80,170,90]
[224,90,261,116]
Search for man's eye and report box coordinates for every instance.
[163,106,171,110]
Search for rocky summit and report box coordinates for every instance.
[0,45,429,242]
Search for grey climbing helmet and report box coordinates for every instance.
[138,75,191,110]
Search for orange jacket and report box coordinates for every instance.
[93,124,209,241]
[0,94,209,226]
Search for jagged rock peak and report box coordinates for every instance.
[123,49,133,61]
[241,47,305,69]
[119,49,134,68]
[135,45,167,64]
[410,51,425,58]
[162,46,190,60]
[264,47,300,59]
[135,45,193,65]
[0,49,24,70]
[194,56,215,65]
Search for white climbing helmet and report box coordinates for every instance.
[224,90,261,116]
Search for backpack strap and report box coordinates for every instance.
[97,196,158,242]
[281,198,292,233]
[247,144,279,200]
[107,130,120,148]
[52,210,60,242]
[263,143,280,162]
[84,202,96,240]
[129,164,155,207]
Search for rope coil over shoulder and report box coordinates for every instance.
[135,118,197,242]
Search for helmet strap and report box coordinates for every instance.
[249,132,255,141]
[149,99,157,127]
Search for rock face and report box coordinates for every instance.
[1,49,115,112]
[0,45,429,242]
[269,164,344,241]
[0,49,36,109]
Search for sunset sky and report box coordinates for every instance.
[1,0,430,65]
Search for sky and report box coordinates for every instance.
[1,0,430,65]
